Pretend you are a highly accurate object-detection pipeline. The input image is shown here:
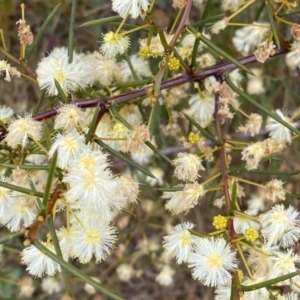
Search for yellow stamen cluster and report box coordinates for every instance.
[167,57,180,71]
[244,227,259,242]
[188,132,200,143]
[238,269,244,282]
[138,46,152,59]
[212,215,227,230]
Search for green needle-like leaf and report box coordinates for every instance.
[241,272,299,291]
[41,150,57,214]
[278,7,300,17]
[85,105,101,144]
[0,181,43,198]
[54,80,68,104]
[156,187,184,192]
[33,90,47,115]
[0,164,49,170]
[25,3,61,62]
[265,0,280,48]
[68,0,77,63]
[80,15,122,27]
[183,112,221,146]
[230,181,237,212]
[144,141,172,164]
[0,232,22,244]
[198,34,254,75]
[48,218,73,296]
[34,241,125,300]
[226,75,300,135]
[95,140,155,178]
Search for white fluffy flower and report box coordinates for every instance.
[41,277,61,294]
[5,115,42,148]
[54,104,88,133]
[116,264,134,282]
[119,104,143,127]
[131,139,154,164]
[21,243,61,278]
[247,68,265,94]
[155,265,175,286]
[259,204,300,248]
[75,146,109,172]
[48,131,85,170]
[222,0,246,11]
[100,31,130,58]
[163,222,197,264]
[188,237,237,287]
[0,178,15,221]
[85,51,118,86]
[0,105,14,122]
[2,195,38,232]
[145,167,164,186]
[63,166,124,220]
[118,175,140,204]
[286,41,300,71]
[232,23,270,55]
[36,47,90,95]
[185,91,215,128]
[163,183,207,215]
[268,250,299,283]
[233,210,260,235]
[214,282,231,300]
[112,0,150,19]
[266,109,296,143]
[172,152,205,182]
[106,122,130,151]
[70,218,117,263]
[242,275,270,299]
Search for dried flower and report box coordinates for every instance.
[0,60,21,82]
[254,40,275,63]
[172,152,205,182]
[291,23,300,41]
[233,23,270,55]
[173,0,187,9]
[238,113,262,137]
[120,125,150,153]
[264,179,286,202]
[16,19,33,45]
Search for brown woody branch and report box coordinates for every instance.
[0,46,288,141]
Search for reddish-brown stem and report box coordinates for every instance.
[0,46,288,141]
[169,0,193,47]
[214,75,240,300]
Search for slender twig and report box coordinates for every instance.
[214,75,240,300]
[0,46,288,141]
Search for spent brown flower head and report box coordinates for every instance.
[16,19,33,46]
[291,24,300,41]
[254,40,275,63]
[173,0,187,9]
[120,125,150,153]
